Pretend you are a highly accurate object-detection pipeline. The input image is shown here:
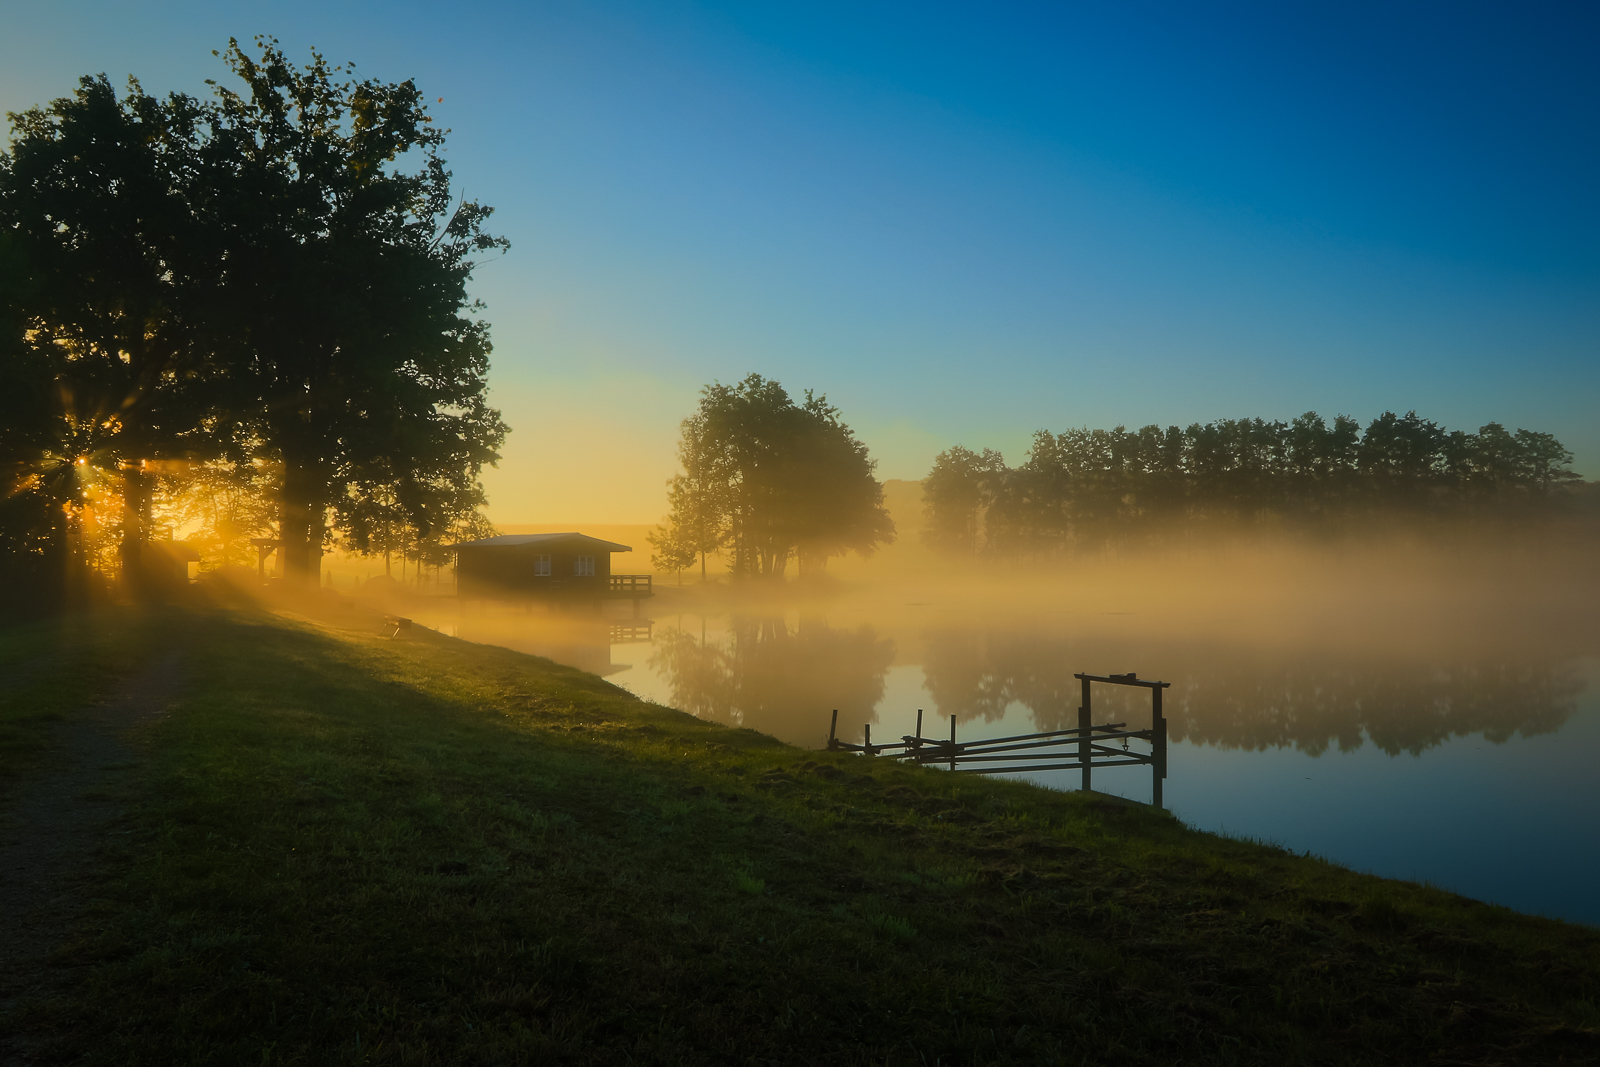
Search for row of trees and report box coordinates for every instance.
[650,375,895,579]
[924,411,1582,556]
[1,39,504,605]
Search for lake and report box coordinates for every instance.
[414,574,1600,926]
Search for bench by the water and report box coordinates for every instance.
[826,671,1171,808]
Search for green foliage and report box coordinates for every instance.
[0,39,507,600]
[921,445,1008,555]
[199,37,509,582]
[0,73,221,598]
[730,868,767,895]
[658,374,895,579]
[154,457,278,572]
[926,411,1582,556]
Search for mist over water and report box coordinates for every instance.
[410,541,1600,925]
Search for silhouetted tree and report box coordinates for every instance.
[1,41,508,600]
[652,407,731,580]
[922,446,1007,555]
[658,374,894,579]
[922,411,1582,557]
[1356,410,1447,511]
[199,38,507,585]
[0,74,220,595]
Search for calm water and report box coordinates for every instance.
[420,594,1600,926]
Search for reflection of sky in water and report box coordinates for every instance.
[421,604,1599,926]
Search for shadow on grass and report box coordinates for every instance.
[9,606,1599,1065]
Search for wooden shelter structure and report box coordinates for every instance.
[249,538,281,580]
[144,536,202,587]
[454,533,652,608]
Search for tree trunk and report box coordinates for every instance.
[119,464,152,596]
[278,457,325,587]
[308,508,326,586]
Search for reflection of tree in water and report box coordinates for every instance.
[921,631,1586,756]
[650,617,895,746]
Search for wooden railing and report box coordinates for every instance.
[609,621,654,643]
[826,671,1171,808]
[609,574,653,596]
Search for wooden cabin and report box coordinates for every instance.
[454,533,649,601]
[144,537,201,587]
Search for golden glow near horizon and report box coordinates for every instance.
[478,384,685,525]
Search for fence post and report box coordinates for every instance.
[1079,676,1092,794]
[864,722,873,756]
[1152,686,1166,810]
[829,709,838,746]
[950,715,957,772]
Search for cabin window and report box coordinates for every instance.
[534,554,551,576]
[575,555,595,577]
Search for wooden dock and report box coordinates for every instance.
[826,671,1171,808]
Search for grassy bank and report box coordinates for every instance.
[0,608,162,782]
[7,602,1599,1065]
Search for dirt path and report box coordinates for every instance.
[0,653,185,1064]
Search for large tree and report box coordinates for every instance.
[656,374,894,579]
[0,74,219,594]
[921,445,1007,556]
[2,41,507,598]
[649,407,730,580]
[199,38,507,584]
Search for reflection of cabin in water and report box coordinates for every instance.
[455,533,653,608]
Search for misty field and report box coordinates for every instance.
[1,600,1597,1065]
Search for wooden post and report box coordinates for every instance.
[1079,676,1092,793]
[949,715,957,772]
[1152,686,1167,810]
[864,722,872,756]
[915,708,923,740]
[829,709,838,745]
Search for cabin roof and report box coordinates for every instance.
[454,533,632,552]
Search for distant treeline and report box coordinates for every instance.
[924,411,1584,555]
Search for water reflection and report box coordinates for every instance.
[423,595,1597,923]
[443,601,1589,762]
[920,631,1586,756]
[648,616,895,745]
[451,614,631,679]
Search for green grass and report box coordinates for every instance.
[10,603,1600,1064]
[0,606,163,782]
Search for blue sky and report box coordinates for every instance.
[4,0,1596,520]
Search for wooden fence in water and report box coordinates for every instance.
[826,671,1171,808]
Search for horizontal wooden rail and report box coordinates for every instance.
[949,758,1153,774]
[609,574,653,595]
[823,670,1172,808]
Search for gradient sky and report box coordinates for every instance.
[4,0,1596,521]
